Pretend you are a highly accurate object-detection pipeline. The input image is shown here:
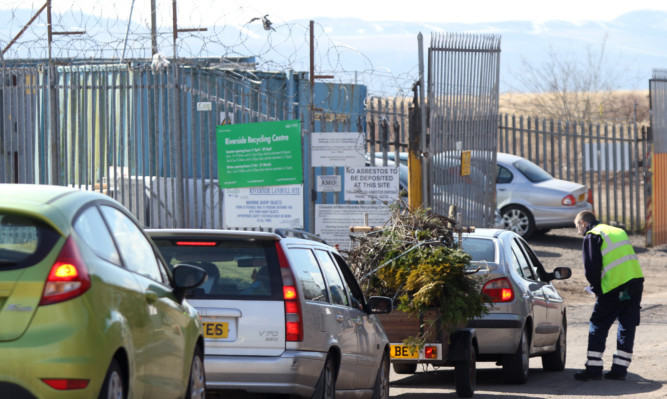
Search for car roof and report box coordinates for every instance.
[462,227,512,240]
[146,228,334,249]
[496,152,525,164]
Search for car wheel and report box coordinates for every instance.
[392,362,417,374]
[98,359,125,399]
[542,316,567,371]
[371,353,390,399]
[185,346,206,399]
[312,355,336,399]
[503,327,530,384]
[454,346,476,398]
[501,205,535,238]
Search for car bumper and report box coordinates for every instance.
[532,202,593,229]
[204,350,326,398]
[468,313,524,354]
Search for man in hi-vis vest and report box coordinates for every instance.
[573,210,644,381]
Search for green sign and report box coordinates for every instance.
[216,120,303,188]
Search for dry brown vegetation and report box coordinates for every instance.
[499,90,650,125]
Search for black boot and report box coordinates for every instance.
[604,370,626,380]
[574,370,602,381]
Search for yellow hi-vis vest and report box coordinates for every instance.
[587,224,643,294]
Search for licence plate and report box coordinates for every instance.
[578,193,586,202]
[203,322,229,338]
[390,344,419,359]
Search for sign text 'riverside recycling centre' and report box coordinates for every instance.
[216,120,303,189]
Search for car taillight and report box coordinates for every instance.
[39,237,91,306]
[587,189,594,205]
[424,346,438,359]
[276,242,303,342]
[561,194,576,206]
[41,378,89,390]
[482,277,514,303]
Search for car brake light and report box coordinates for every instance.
[42,378,89,390]
[561,194,576,206]
[39,237,91,306]
[276,242,303,342]
[482,277,514,303]
[587,189,594,205]
[176,241,217,246]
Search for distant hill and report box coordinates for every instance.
[1,8,665,95]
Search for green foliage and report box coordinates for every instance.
[344,206,489,345]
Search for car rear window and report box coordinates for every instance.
[513,159,552,183]
[460,237,497,263]
[0,213,60,269]
[152,237,282,300]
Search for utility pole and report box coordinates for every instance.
[151,0,158,55]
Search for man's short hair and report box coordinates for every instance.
[575,210,596,225]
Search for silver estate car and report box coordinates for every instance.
[148,228,393,399]
[497,152,593,238]
[460,228,572,384]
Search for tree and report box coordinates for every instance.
[503,36,648,124]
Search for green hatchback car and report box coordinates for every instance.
[0,184,207,399]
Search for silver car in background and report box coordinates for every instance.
[497,152,593,238]
[460,228,572,384]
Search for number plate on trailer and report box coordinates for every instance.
[390,344,419,359]
[203,322,229,338]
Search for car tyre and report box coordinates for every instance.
[98,359,125,399]
[392,362,417,374]
[371,353,390,399]
[454,346,476,398]
[312,354,336,399]
[503,328,530,384]
[501,205,535,239]
[542,317,567,371]
[185,346,206,399]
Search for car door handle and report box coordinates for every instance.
[336,315,345,323]
[146,291,158,304]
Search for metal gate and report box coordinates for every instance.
[426,33,501,228]
[649,69,667,246]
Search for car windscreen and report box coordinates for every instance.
[0,213,60,270]
[152,237,282,300]
[513,159,552,183]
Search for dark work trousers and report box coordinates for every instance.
[585,279,643,377]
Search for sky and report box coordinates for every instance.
[4,0,667,26]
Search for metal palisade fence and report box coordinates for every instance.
[426,32,501,229]
[498,114,649,233]
[0,60,296,228]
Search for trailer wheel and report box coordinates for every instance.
[392,362,417,374]
[454,346,476,398]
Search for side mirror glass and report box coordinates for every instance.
[367,296,393,314]
[552,266,572,280]
[172,264,207,303]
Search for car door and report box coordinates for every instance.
[509,239,550,348]
[331,252,386,389]
[99,205,188,399]
[517,238,564,345]
[313,249,358,391]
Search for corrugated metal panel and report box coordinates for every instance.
[653,153,667,245]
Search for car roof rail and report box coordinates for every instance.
[274,228,328,245]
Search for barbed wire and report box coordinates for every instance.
[0,1,419,98]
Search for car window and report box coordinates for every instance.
[314,249,349,306]
[513,159,552,183]
[289,248,329,303]
[0,213,59,268]
[497,165,513,184]
[460,237,496,262]
[153,238,281,300]
[332,253,366,311]
[516,237,546,282]
[510,239,536,280]
[74,206,121,265]
[99,205,164,282]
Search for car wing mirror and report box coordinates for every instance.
[172,263,207,303]
[552,266,572,280]
[366,296,393,314]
